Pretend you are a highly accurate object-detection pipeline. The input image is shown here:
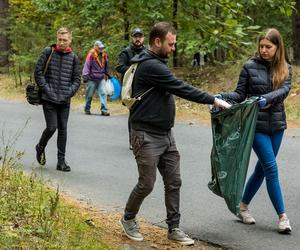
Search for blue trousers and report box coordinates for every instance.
[242,130,285,215]
[84,79,108,113]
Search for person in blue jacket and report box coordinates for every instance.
[221,28,292,234]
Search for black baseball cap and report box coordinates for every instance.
[131,28,144,37]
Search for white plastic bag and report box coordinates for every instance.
[105,79,114,96]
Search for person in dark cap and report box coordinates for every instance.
[116,28,146,79]
[82,40,110,116]
[116,28,146,149]
[131,28,144,37]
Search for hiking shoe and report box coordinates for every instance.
[168,228,194,246]
[56,160,71,172]
[119,216,143,241]
[278,218,292,234]
[101,111,110,116]
[238,209,256,224]
[35,144,46,165]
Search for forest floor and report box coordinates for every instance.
[0,63,299,249]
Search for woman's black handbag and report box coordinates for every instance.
[26,48,53,105]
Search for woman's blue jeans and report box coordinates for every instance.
[242,130,285,215]
[84,79,108,113]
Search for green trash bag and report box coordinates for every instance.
[208,97,259,215]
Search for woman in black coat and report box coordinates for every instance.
[222,28,292,234]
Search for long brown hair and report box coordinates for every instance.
[258,28,289,89]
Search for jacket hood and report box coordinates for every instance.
[52,44,72,53]
[130,49,168,64]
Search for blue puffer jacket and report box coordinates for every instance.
[34,45,81,104]
[221,56,292,134]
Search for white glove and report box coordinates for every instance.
[213,98,232,109]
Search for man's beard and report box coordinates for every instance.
[133,41,142,47]
[157,48,169,58]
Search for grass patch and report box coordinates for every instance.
[0,167,113,249]
[0,127,114,249]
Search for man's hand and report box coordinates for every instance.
[213,98,232,109]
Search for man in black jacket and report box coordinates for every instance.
[116,28,146,80]
[119,22,231,245]
[116,27,146,149]
[34,27,81,172]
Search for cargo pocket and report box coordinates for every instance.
[131,130,145,157]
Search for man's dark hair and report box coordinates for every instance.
[149,22,176,46]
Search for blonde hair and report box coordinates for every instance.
[57,27,72,39]
[258,28,288,90]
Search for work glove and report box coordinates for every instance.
[257,96,267,108]
[214,98,232,109]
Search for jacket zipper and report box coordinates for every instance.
[58,54,63,100]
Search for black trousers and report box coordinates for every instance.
[125,129,182,229]
[38,100,70,161]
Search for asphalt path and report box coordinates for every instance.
[1,99,299,250]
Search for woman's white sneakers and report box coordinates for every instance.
[238,209,292,234]
[278,218,292,234]
[238,209,256,224]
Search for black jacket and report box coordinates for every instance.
[115,44,146,78]
[129,50,215,134]
[221,56,292,134]
[34,45,81,104]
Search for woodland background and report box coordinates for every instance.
[0,0,300,80]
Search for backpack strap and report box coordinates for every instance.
[43,47,54,75]
[121,62,154,110]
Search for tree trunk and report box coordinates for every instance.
[172,0,178,67]
[0,0,9,72]
[292,0,300,64]
[120,0,129,41]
